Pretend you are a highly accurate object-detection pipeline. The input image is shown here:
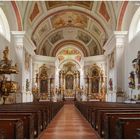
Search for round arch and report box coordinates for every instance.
[129,7,140,42]
[56,44,84,57]
[58,59,81,70]
[0,7,10,41]
[51,40,89,57]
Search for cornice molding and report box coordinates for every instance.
[11,31,25,46]
[103,31,128,55]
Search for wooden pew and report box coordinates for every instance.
[96,109,140,137]
[75,101,140,126]
[75,101,140,139]
[13,104,47,130]
[0,101,64,138]
[0,119,24,139]
[0,110,41,138]
[0,112,34,139]
[91,104,140,124]
[29,101,64,125]
[29,102,52,125]
[104,112,140,138]
[136,128,140,138]
[115,117,140,139]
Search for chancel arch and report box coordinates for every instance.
[54,44,83,100]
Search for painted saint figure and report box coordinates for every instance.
[66,75,73,89]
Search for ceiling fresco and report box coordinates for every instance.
[40,40,52,56]
[87,40,101,56]
[51,11,88,29]
[57,47,82,63]
[12,1,129,57]
[49,30,64,45]
[32,19,51,46]
[46,1,93,10]
[99,1,110,22]
[91,24,101,36]
[29,2,40,22]
[76,30,91,45]
[35,27,102,57]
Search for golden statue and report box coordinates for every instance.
[3,46,9,61]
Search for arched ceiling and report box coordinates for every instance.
[14,1,128,56]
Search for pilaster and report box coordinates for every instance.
[114,31,128,93]
[103,31,128,102]
[11,31,26,102]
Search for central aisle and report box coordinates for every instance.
[39,104,100,139]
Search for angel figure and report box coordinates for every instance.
[3,46,9,61]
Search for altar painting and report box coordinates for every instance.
[66,74,74,89]
[40,80,48,93]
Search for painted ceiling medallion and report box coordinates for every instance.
[51,11,88,29]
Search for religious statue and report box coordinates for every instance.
[109,78,113,91]
[35,73,38,83]
[128,71,135,89]
[135,51,140,77]
[26,79,30,92]
[3,46,9,61]
[128,71,135,100]
[132,50,140,89]
[58,87,61,95]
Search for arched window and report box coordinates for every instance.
[136,19,140,34]
[0,8,10,41]
[129,7,140,42]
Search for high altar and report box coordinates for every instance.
[59,62,80,100]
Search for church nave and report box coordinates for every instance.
[39,104,100,139]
